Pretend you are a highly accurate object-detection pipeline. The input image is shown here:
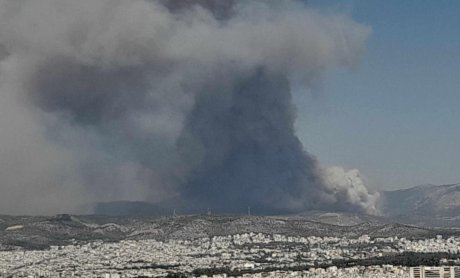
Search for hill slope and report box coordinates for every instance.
[1,214,451,250]
[381,183,460,226]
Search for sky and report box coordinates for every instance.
[295,0,460,190]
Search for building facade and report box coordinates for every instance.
[410,266,460,278]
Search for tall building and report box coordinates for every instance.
[410,266,460,278]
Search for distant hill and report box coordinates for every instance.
[93,199,301,217]
[380,183,460,226]
[290,211,390,226]
[0,214,453,250]
[93,182,460,227]
[93,201,170,216]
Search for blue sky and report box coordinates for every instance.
[295,0,460,190]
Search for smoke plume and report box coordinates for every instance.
[0,0,378,215]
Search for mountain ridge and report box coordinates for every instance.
[380,182,460,227]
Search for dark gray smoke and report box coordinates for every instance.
[0,0,378,215]
[177,68,321,213]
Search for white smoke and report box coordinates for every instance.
[321,166,380,215]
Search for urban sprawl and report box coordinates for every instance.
[1,233,460,277]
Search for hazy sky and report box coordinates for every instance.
[294,0,460,190]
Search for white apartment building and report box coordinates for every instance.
[410,266,460,278]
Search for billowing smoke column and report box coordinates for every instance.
[177,69,322,214]
[0,0,379,215]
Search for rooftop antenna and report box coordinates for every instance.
[248,206,251,217]
[173,209,176,218]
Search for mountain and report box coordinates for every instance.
[93,182,460,228]
[289,211,390,226]
[93,201,170,216]
[381,183,460,226]
[0,214,453,251]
